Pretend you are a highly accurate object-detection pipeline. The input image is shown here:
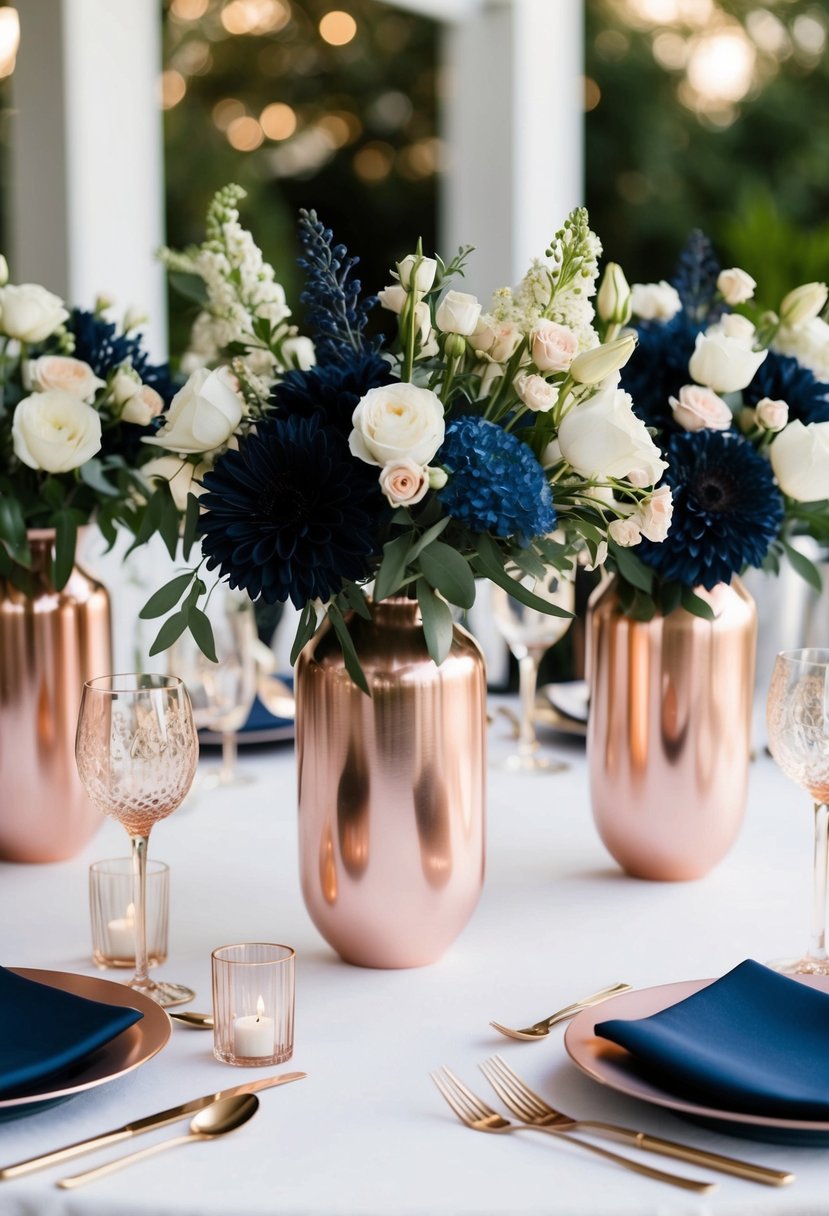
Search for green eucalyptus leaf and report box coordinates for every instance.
[610,543,654,593]
[148,611,189,656]
[328,603,370,694]
[782,541,823,593]
[187,607,218,662]
[473,535,572,618]
[681,587,716,621]
[408,516,450,562]
[416,577,454,664]
[0,497,30,565]
[79,459,120,498]
[374,533,413,601]
[182,492,201,561]
[290,601,319,665]
[52,511,78,591]
[417,541,476,609]
[139,572,195,620]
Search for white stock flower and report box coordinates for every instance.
[396,254,437,293]
[379,459,429,507]
[28,355,104,403]
[122,384,164,426]
[779,282,828,329]
[717,268,756,305]
[770,420,829,502]
[378,284,407,314]
[635,485,673,543]
[629,281,681,322]
[755,397,789,433]
[12,390,102,472]
[143,367,243,455]
[688,329,766,394]
[609,516,642,547]
[0,283,69,343]
[669,384,732,432]
[142,454,209,511]
[557,385,667,484]
[531,320,578,373]
[514,372,557,413]
[435,290,481,336]
[350,382,445,467]
[282,335,316,370]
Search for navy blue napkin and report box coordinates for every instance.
[0,967,143,1097]
[595,960,829,1119]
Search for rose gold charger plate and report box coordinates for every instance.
[564,975,829,1145]
[0,968,170,1120]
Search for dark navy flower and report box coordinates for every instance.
[744,351,829,426]
[637,429,783,589]
[67,310,175,404]
[269,352,394,437]
[621,312,702,432]
[437,416,556,542]
[198,413,382,608]
[297,210,377,365]
[670,230,725,326]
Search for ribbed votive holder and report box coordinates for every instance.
[211,943,295,1066]
[89,858,169,969]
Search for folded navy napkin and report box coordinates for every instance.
[0,966,143,1097]
[595,959,829,1120]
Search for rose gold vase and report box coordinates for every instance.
[296,598,486,968]
[587,576,756,881]
[0,530,111,862]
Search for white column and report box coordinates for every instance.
[442,0,584,298]
[9,0,167,357]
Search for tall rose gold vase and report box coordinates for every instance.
[296,599,486,968]
[0,531,111,862]
[587,576,756,881]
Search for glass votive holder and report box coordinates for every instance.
[89,858,169,969]
[211,943,295,1067]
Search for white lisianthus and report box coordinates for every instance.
[629,281,681,322]
[350,382,446,467]
[635,485,673,543]
[688,329,767,394]
[435,290,481,336]
[282,335,316,370]
[717,268,756,305]
[570,334,636,385]
[755,397,789,433]
[669,384,732,432]
[378,284,407,314]
[12,390,102,472]
[779,282,828,329]
[0,283,69,343]
[27,355,105,403]
[396,254,437,294]
[122,384,164,426]
[531,320,578,373]
[596,262,631,326]
[142,454,209,512]
[379,459,430,507]
[111,366,142,406]
[557,385,667,484]
[609,516,642,547]
[143,366,244,455]
[514,371,557,413]
[710,313,756,344]
[770,420,829,502]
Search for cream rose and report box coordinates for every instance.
[435,290,481,337]
[12,390,102,472]
[755,397,789,433]
[717,268,756,306]
[688,329,767,394]
[557,385,667,485]
[630,281,681,322]
[531,320,578,373]
[471,317,522,362]
[379,459,429,507]
[350,382,445,467]
[669,385,732,432]
[0,283,69,343]
[609,516,642,547]
[143,367,243,455]
[378,284,407,314]
[635,485,673,543]
[28,355,104,403]
[770,420,829,502]
[514,372,557,413]
[142,454,209,512]
[396,254,437,293]
[122,384,164,426]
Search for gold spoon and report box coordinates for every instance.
[490,982,632,1041]
[170,1009,214,1029]
[58,1094,258,1188]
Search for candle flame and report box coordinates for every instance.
[125,903,136,922]
[255,994,265,1020]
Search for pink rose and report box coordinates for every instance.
[531,320,578,373]
[514,372,557,413]
[379,459,429,507]
[28,355,104,403]
[755,397,789,433]
[669,384,732,432]
[608,517,642,547]
[636,486,673,543]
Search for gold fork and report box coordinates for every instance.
[431,1068,715,1194]
[490,983,632,1041]
[479,1056,794,1188]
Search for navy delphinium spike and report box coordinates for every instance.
[297,209,377,365]
[671,230,724,326]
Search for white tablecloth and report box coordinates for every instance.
[0,711,825,1216]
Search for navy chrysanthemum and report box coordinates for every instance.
[269,352,394,437]
[198,413,382,608]
[637,430,783,589]
[744,351,829,426]
[68,310,175,403]
[437,416,556,542]
[621,312,701,431]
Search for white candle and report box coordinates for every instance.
[107,902,136,959]
[233,995,274,1058]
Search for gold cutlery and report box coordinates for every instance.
[58,1094,258,1189]
[0,1071,305,1181]
[490,983,632,1040]
[431,1067,715,1193]
[480,1056,794,1187]
[170,1010,214,1029]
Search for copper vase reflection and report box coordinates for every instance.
[587,576,756,881]
[0,531,111,862]
[296,599,486,968]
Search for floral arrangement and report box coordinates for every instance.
[141,186,672,687]
[0,258,175,591]
[610,233,829,619]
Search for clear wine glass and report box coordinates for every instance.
[767,648,829,975]
[491,572,575,772]
[75,674,199,1006]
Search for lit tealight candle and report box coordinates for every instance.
[107,902,136,959]
[233,995,274,1059]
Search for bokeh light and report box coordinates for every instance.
[260,101,297,140]
[319,11,358,47]
[226,114,264,150]
[160,69,187,109]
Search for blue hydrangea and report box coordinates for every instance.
[437,416,556,542]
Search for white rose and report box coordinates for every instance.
[122,384,164,426]
[531,320,578,373]
[755,397,789,433]
[435,290,481,337]
[142,454,209,512]
[379,459,429,507]
[709,313,756,344]
[717,268,756,306]
[350,382,445,467]
[111,366,142,406]
[143,367,243,455]
[629,281,681,322]
[609,517,642,547]
[688,330,767,393]
[378,284,407,314]
[514,372,557,413]
[396,254,437,293]
[12,390,102,472]
[669,384,732,432]
[28,355,104,403]
[635,485,673,543]
[770,420,829,502]
[0,283,69,343]
[558,386,667,485]
[282,335,316,370]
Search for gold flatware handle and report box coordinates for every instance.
[58,1133,196,1189]
[529,1126,715,1194]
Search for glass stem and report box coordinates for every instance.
[516,652,540,759]
[130,833,151,986]
[809,802,829,962]
[220,731,237,784]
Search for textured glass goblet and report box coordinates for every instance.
[767,648,829,975]
[75,674,199,1007]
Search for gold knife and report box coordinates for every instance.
[0,1071,305,1181]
